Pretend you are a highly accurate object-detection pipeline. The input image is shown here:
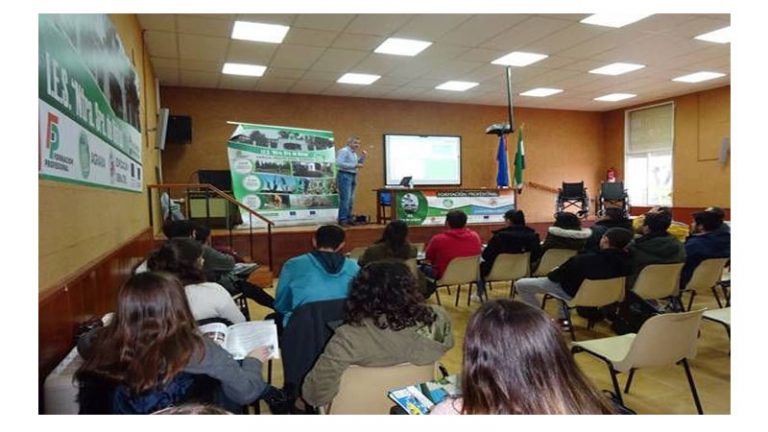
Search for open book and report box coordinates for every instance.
[199,320,279,361]
[232,262,259,277]
[387,375,460,415]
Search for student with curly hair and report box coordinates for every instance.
[431,299,615,415]
[302,261,454,407]
[75,272,272,414]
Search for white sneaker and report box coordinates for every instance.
[470,293,483,303]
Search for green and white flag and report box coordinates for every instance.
[514,125,525,192]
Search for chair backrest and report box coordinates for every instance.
[561,181,585,198]
[404,258,420,278]
[686,258,729,291]
[437,255,480,286]
[569,277,626,307]
[616,309,705,372]
[601,182,625,200]
[326,363,436,414]
[348,246,368,260]
[413,243,425,253]
[486,253,530,282]
[533,248,577,276]
[632,262,685,300]
[281,299,346,397]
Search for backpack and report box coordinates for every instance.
[610,290,660,335]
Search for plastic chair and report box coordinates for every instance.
[427,255,480,307]
[542,277,626,340]
[681,258,729,311]
[532,248,577,277]
[484,253,531,299]
[572,309,706,414]
[631,263,684,307]
[321,363,436,414]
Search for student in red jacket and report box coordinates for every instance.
[421,210,482,297]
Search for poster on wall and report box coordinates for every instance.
[394,189,516,226]
[38,14,143,192]
[227,122,338,227]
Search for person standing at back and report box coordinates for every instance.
[421,210,482,298]
[336,136,367,226]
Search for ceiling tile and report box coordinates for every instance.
[309,48,369,72]
[145,31,178,58]
[255,78,297,93]
[660,16,732,39]
[421,60,483,80]
[226,40,277,64]
[392,14,472,41]
[178,34,229,62]
[150,57,178,69]
[154,67,179,86]
[137,14,176,32]
[331,33,385,51]
[418,43,468,62]
[288,79,334,94]
[354,85,400,98]
[438,15,528,47]
[179,59,221,73]
[557,30,649,59]
[218,75,259,91]
[294,14,356,32]
[626,14,699,34]
[525,23,608,54]
[352,54,411,76]
[321,84,362,97]
[302,70,343,82]
[481,16,574,51]
[265,68,306,80]
[374,75,412,87]
[269,45,326,69]
[179,70,220,88]
[462,64,507,82]
[283,28,340,48]
[344,14,413,36]
[177,15,233,37]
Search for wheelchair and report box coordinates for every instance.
[555,181,590,219]
[596,181,630,217]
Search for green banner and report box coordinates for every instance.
[38,14,142,192]
[393,189,516,225]
[227,123,338,227]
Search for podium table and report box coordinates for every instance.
[374,187,515,226]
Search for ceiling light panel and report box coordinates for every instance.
[222,63,267,77]
[694,27,731,44]
[520,88,563,97]
[436,81,479,91]
[374,37,433,56]
[589,62,646,76]
[580,13,653,28]
[672,71,726,83]
[491,51,548,67]
[337,73,381,85]
[232,21,290,43]
[594,93,636,102]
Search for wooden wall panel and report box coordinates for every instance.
[160,87,606,224]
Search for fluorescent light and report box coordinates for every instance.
[492,51,548,67]
[589,62,646,76]
[222,63,266,77]
[436,81,479,91]
[520,88,563,97]
[594,93,636,102]
[695,27,731,44]
[232,21,289,43]
[375,37,432,56]
[337,73,381,85]
[580,13,653,28]
[672,71,726,83]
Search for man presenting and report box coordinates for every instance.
[336,136,367,226]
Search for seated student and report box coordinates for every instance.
[681,210,731,288]
[302,261,454,408]
[514,228,634,327]
[358,220,417,267]
[431,299,615,415]
[193,223,275,310]
[421,210,482,296]
[274,224,359,330]
[148,238,245,325]
[75,272,272,414]
[585,207,633,252]
[632,206,689,241]
[705,206,730,233]
[540,211,592,253]
[479,209,541,296]
[627,210,686,288]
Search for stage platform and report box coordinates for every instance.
[207,221,555,275]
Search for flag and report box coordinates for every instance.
[514,125,525,192]
[496,134,510,188]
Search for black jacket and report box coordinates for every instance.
[481,225,542,276]
[547,248,633,297]
[585,219,633,252]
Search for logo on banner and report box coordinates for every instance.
[79,131,91,178]
[46,112,60,158]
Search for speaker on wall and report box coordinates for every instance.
[155,108,170,150]
[167,115,192,145]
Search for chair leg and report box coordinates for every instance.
[624,368,636,394]
[541,293,551,309]
[564,304,576,341]
[680,359,704,414]
[267,359,273,384]
[608,365,623,405]
[454,285,461,307]
[466,283,473,306]
[434,288,442,306]
[686,290,697,312]
[712,286,723,308]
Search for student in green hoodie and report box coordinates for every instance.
[628,210,686,289]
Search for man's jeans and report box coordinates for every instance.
[336,171,356,223]
[514,277,573,319]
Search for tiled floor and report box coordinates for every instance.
[250,280,730,414]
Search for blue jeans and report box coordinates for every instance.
[336,171,356,223]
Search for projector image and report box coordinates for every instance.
[485,123,512,135]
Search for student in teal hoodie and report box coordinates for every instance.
[274,225,359,329]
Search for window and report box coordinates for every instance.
[625,102,674,206]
